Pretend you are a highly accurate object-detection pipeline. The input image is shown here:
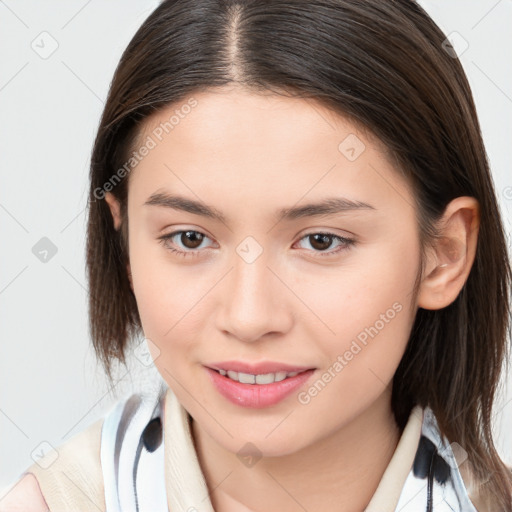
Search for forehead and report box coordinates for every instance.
[127,87,415,221]
[137,86,386,155]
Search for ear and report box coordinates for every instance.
[105,192,122,231]
[104,192,133,291]
[417,196,480,310]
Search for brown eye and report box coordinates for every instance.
[179,230,205,249]
[158,230,213,257]
[296,232,355,257]
[308,233,334,251]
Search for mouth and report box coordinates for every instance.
[204,365,316,408]
[208,367,311,384]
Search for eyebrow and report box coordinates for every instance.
[143,191,376,224]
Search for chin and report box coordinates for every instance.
[210,421,313,460]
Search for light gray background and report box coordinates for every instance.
[1,0,511,493]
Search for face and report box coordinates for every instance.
[112,86,422,456]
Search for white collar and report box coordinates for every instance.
[100,385,477,511]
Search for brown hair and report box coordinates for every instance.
[86,0,512,508]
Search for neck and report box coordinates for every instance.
[190,389,401,512]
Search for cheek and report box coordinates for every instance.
[128,232,179,336]
[291,298,415,428]
[128,232,213,367]
[294,234,419,388]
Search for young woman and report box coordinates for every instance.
[2,0,511,510]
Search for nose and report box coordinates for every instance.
[215,249,293,343]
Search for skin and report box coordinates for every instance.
[2,86,479,511]
[118,86,479,511]
[114,86,479,511]
[0,474,49,511]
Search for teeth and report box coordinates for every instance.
[239,372,256,384]
[217,369,306,384]
[273,371,288,382]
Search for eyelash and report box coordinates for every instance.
[157,230,355,259]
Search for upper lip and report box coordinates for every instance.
[206,360,315,374]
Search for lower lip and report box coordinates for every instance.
[205,367,315,408]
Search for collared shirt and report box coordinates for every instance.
[25,384,480,511]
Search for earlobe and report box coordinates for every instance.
[105,192,122,231]
[417,196,480,310]
[105,192,133,291]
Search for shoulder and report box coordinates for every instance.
[1,416,105,512]
[0,388,167,512]
[0,473,48,511]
